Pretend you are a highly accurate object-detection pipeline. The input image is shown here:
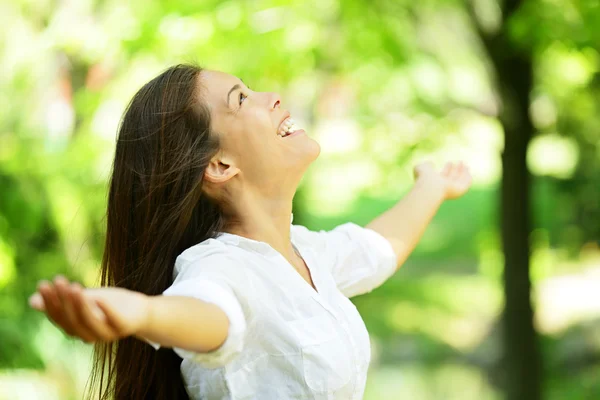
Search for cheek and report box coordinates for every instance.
[243,112,281,152]
[247,108,273,134]
[217,111,281,165]
[225,129,279,167]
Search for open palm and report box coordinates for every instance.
[29,276,149,343]
[414,161,472,200]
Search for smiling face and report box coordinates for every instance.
[199,70,320,196]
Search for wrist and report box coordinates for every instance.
[136,293,154,337]
[414,175,447,202]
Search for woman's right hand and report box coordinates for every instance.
[29,276,151,344]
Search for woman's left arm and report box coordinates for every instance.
[365,161,472,272]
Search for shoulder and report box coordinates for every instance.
[173,237,247,283]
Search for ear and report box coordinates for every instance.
[204,157,240,184]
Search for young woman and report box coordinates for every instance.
[29,64,472,400]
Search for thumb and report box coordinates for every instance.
[29,293,45,311]
[79,289,108,322]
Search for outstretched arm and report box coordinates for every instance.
[366,161,472,272]
[29,276,229,353]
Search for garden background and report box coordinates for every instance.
[1,0,599,399]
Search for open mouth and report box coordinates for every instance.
[277,117,303,138]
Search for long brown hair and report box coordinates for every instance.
[87,64,225,400]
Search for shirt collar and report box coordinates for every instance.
[215,213,294,253]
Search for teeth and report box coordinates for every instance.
[277,117,302,137]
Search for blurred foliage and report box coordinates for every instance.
[0,0,599,399]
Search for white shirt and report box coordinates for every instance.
[152,216,397,400]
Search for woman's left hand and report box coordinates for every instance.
[413,161,472,200]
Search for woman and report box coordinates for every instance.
[29,64,472,400]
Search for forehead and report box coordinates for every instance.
[198,70,241,110]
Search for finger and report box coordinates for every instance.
[449,162,461,181]
[94,297,127,335]
[29,292,46,311]
[441,162,452,177]
[457,162,469,180]
[39,281,67,327]
[461,163,470,177]
[71,284,116,342]
[459,162,468,175]
[460,163,471,179]
[68,283,99,342]
[69,285,107,343]
[54,276,79,337]
[75,286,107,322]
[462,168,473,188]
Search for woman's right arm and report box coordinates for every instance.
[29,276,230,353]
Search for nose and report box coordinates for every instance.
[270,92,281,110]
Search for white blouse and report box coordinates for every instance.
[151,216,397,400]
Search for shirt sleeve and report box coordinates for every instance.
[145,256,247,369]
[292,222,397,298]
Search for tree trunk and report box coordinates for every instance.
[498,57,542,400]
[472,0,543,398]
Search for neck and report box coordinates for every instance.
[222,190,297,262]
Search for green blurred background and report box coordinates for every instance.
[1,0,599,399]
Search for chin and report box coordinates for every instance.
[285,138,320,170]
[311,139,321,160]
[307,138,321,160]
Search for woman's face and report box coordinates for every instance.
[199,70,320,193]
